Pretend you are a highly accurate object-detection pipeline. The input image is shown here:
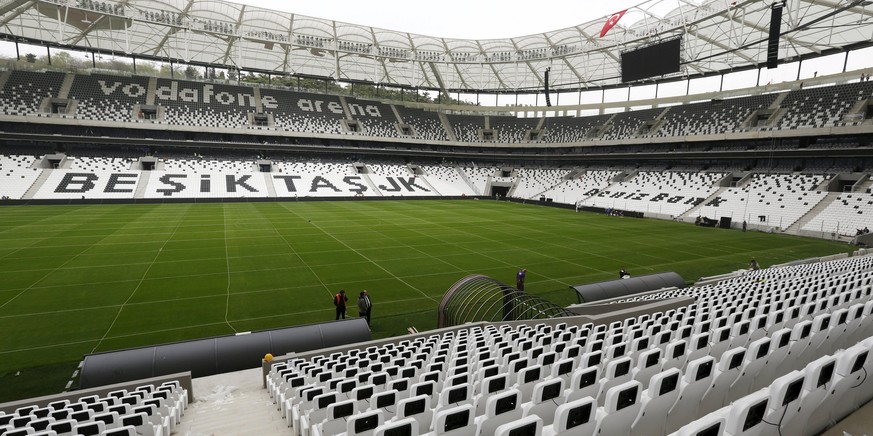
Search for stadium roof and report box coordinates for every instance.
[1,0,871,92]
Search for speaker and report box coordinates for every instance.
[544,67,552,107]
[767,2,783,69]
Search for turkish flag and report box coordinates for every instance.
[600,9,627,38]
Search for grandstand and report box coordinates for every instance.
[2,0,873,434]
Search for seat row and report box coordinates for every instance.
[0,382,187,436]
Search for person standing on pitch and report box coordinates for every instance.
[334,290,348,320]
[358,290,372,325]
[516,268,527,292]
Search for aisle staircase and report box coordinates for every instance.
[173,368,290,435]
[679,187,728,220]
[786,192,841,234]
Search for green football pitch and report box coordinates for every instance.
[0,200,853,401]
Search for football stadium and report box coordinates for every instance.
[2,0,873,434]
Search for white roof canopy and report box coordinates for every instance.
[2,0,871,92]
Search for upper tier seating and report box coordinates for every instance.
[68,74,150,122]
[2,71,872,143]
[446,114,485,143]
[0,71,64,116]
[802,192,873,236]
[257,88,345,134]
[268,253,873,436]
[345,96,400,138]
[0,154,41,199]
[395,106,449,141]
[776,81,873,130]
[541,114,612,143]
[154,78,249,128]
[581,171,725,216]
[600,107,663,141]
[490,116,540,143]
[696,173,829,229]
[655,94,777,137]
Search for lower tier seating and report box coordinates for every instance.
[266,253,873,435]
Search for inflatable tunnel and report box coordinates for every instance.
[79,318,370,389]
[569,272,686,303]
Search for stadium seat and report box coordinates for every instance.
[632,348,663,388]
[597,356,633,406]
[853,336,873,406]
[287,386,326,427]
[102,426,137,436]
[751,328,791,391]
[550,358,576,384]
[672,410,727,436]
[345,410,384,436]
[697,347,747,416]
[428,404,478,436]
[722,388,770,436]
[313,399,357,436]
[373,417,418,436]
[727,338,770,402]
[129,404,170,436]
[473,374,510,415]
[48,418,77,436]
[541,396,599,436]
[367,389,400,417]
[761,370,805,436]
[118,413,161,436]
[0,428,34,436]
[521,378,565,427]
[564,366,601,404]
[630,368,681,436]
[665,356,716,434]
[394,395,432,433]
[27,418,52,432]
[821,342,870,429]
[795,314,833,367]
[514,365,544,403]
[475,389,524,436]
[298,392,339,436]
[72,420,105,436]
[91,411,120,430]
[494,415,542,436]
[593,380,642,436]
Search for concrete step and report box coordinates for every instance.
[134,170,151,199]
[21,169,51,200]
[680,187,728,220]
[786,191,841,234]
[173,368,291,436]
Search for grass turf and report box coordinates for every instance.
[0,199,853,402]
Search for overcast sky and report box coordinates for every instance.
[232,0,643,39]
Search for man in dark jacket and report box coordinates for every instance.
[334,290,348,320]
[358,290,372,325]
